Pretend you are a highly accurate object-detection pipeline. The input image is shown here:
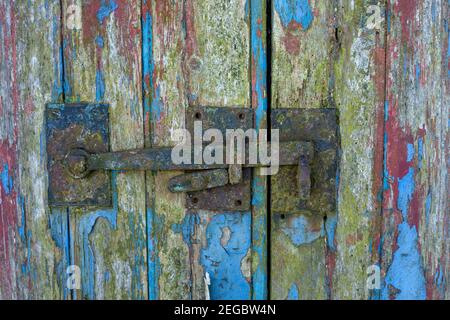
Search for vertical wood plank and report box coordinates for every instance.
[0,0,68,299]
[270,0,335,300]
[251,0,269,300]
[62,0,147,299]
[143,0,191,299]
[184,0,252,300]
[143,0,253,300]
[381,0,449,300]
[332,0,386,299]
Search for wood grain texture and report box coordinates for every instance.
[144,0,254,300]
[1,0,448,301]
[185,0,252,300]
[270,0,335,300]
[62,0,147,299]
[332,0,386,299]
[381,0,449,300]
[250,0,269,300]
[143,0,191,299]
[0,0,68,299]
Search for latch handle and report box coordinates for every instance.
[64,142,314,197]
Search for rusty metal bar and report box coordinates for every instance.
[82,141,313,172]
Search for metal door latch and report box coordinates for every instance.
[46,104,338,213]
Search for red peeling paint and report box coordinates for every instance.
[0,2,20,298]
[282,32,300,55]
[82,1,102,44]
[325,250,336,298]
[393,0,418,45]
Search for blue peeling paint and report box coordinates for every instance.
[142,11,152,114]
[415,63,421,87]
[381,166,426,299]
[383,101,391,192]
[17,195,32,280]
[274,0,313,30]
[1,163,13,195]
[62,39,72,98]
[97,0,118,24]
[95,70,105,102]
[397,168,415,220]
[281,215,325,246]
[325,214,338,251]
[381,222,426,300]
[417,137,424,169]
[142,10,163,300]
[200,213,251,300]
[147,208,161,300]
[250,0,268,130]
[434,264,444,288]
[425,192,432,226]
[52,14,64,100]
[151,86,163,121]
[96,36,104,48]
[49,208,71,300]
[250,0,268,299]
[287,283,299,300]
[431,0,437,22]
[76,173,136,299]
[172,213,200,246]
[141,10,162,122]
[406,143,415,162]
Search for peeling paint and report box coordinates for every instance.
[200,213,251,300]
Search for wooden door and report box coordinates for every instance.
[0,0,448,300]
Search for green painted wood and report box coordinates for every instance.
[185,0,252,300]
[144,0,254,300]
[0,0,68,299]
[381,0,449,300]
[143,0,191,300]
[270,0,390,300]
[332,0,386,299]
[62,0,147,299]
[270,0,335,300]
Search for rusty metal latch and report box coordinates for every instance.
[46,104,338,213]
[64,141,313,193]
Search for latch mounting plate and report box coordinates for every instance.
[46,103,111,207]
[271,108,339,216]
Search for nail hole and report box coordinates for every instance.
[280,214,286,220]
[235,199,242,206]
[195,112,202,120]
[238,112,245,120]
[192,197,199,204]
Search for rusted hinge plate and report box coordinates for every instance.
[46,103,111,207]
[271,108,339,216]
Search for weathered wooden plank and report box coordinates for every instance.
[0,0,68,299]
[62,0,147,299]
[143,0,191,300]
[381,0,449,300]
[332,0,386,299]
[184,0,252,300]
[270,0,335,300]
[144,0,252,300]
[250,0,269,300]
